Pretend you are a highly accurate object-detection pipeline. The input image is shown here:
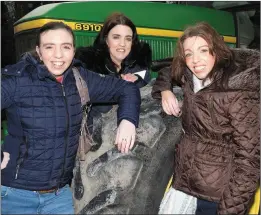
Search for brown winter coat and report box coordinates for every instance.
[152,49,260,215]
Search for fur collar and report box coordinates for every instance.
[228,48,260,91]
[75,41,152,73]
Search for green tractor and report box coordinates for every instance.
[2,1,259,214]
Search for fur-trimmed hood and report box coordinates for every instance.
[228,48,260,91]
[75,41,152,75]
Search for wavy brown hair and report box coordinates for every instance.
[172,22,234,85]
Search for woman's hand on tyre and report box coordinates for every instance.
[115,119,136,153]
[161,90,181,116]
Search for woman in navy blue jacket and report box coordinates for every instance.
[75,12,151,133]
[1,21,141,214]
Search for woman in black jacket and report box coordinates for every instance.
[75,12,152,133]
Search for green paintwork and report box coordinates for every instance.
[14,1,236,77]
[15,2,235,36]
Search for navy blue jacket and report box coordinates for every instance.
[1,53,141,191]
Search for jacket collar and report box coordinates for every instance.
[183,67,223,92]
[183,67,194,91]
[75,41,151,74]
[104,57,136,76]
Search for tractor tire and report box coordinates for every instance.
[72,81,183,214]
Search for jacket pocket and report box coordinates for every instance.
[188,157,230,199]
[173,136,191,184]
[195,140,233,164]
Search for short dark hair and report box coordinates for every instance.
[36,21,75,47]
[93,12,139,50]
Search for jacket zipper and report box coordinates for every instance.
[57,83,69,189]
[193,80,218,125]
[209,96,218,125]
[15,162,22,179]
[15,136,28,179]
[105,64,118,76]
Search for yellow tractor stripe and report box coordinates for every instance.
[14,18,236,44]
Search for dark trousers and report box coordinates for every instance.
[196,198,218,215]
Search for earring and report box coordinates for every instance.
[38,57,43,63]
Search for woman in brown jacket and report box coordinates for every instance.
[152,22,260,215]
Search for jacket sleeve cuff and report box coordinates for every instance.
[134,74,147,88]
[117,117,138,128]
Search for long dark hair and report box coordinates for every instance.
[93,12,140,58]
[172,22,234,86]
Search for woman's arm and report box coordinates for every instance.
[151,66,173,99]
[80,67,141,153]
[218,91,260,215]
[151,66,181,116]
[1,71,16,110]
[82,69,141,127]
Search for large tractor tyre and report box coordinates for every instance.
[72,82,183,214]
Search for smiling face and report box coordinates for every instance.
[106,24,133,66]
[36,28,75,77]
[183,36,216,79]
